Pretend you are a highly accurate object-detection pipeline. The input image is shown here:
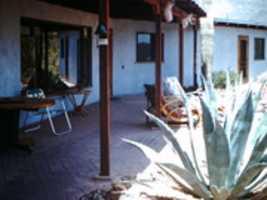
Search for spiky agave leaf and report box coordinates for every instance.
[227,92,254,187]
[251,81,266,110]
[156,163,212,199]
[156,162,202,198]
[229,163,267,199]
[201,74,218,113]
[172,82,208,185]
[224,85,251,140]
[201,98,230,188]
[224,70,240,137]
[210,185,230,200]
[144,111,196,175]
[246,131,267,168]
[122,138,159,162]
[122,138,208,199]
[242,170,267,196]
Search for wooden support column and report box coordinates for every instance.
[193,25,198,87]
[155,2,162,117]
[179,23,184,86]
[98,0,111,177]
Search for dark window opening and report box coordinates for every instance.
[136,32,164,63]
[255,38,265,60]
[21,19,93,93]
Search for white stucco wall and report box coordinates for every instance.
[0,0,21,96]
[0,0,201,127]
[214,26,267,79]
[112,19,179,96]
[0,0,101,104]
[112,19,198,96]
[0,0,199,101]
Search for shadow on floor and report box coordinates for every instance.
[0,96,166,200]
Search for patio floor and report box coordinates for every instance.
[0,95,168,200]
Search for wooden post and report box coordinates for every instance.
[98,0,111,177]
[155,1,162,117]
[193,25,198,87]
[179,23,184,86]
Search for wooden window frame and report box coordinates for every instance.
[136,32,164,63]
[254,38,265,60]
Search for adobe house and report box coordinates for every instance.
[197,0,267,80]
[0,0,205,176]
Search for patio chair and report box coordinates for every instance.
[144,78,200,125]
[23,88,72,136]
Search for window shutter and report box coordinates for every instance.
[77,28,93,88]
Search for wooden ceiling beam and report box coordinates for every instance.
[173,7,187,20]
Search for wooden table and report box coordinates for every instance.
[46,87,91,116]
[0,97,55,153]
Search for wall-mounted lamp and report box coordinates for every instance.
[163,0,175,23]
[95,23,108,46]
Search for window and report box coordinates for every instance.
[255,38,265,60]
[21,21,93,92]
[136,32,164,62]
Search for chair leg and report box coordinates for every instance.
[23,112,42,133]
[46,99,72,136]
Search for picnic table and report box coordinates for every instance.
[0,97,55,152]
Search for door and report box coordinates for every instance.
[238,36,249,81]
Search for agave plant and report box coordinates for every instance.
[124,73,267,200]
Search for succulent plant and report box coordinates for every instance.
[124,73,267,200]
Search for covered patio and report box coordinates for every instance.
[0,0,206,178]
[0,0,206,199]
[0,96,167,200]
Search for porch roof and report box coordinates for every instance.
[40,0,206,21]
[214,17,267,30]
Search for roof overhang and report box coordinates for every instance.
[39,0,206,22]
[214,18,267,31]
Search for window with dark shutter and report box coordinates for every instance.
[136,32,164,63]
[255,38,265,60]
[77,28,93,88]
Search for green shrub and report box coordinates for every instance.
[212,70,239,89]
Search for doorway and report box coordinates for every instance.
[238,36,249,81]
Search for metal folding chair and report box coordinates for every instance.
[23,88,72,136]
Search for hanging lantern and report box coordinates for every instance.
[163,0,175,23]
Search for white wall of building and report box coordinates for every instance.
[113,20,175,96]
[0,0,199,102]
[0,0,21,96]
[214,26,267,79]
[0,0,201,127]
[56,18,199,98]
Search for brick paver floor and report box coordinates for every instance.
[0,96,166,200]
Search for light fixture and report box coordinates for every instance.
[95,23,107,38]
[95,23,108,46]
